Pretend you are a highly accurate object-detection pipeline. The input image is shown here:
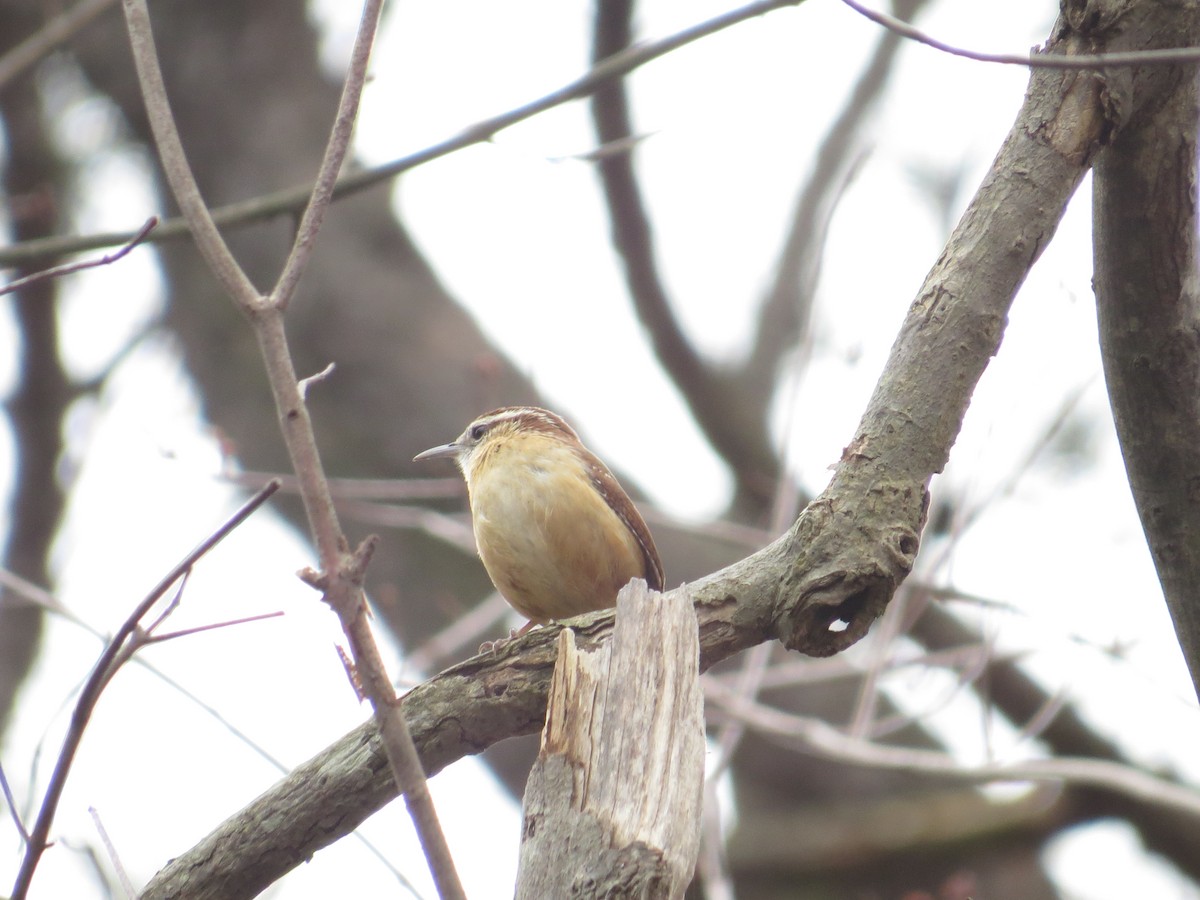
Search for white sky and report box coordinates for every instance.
[3,0,1200,897]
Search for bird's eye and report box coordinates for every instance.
[470,423,487,441]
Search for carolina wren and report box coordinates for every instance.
[414,406,664,632]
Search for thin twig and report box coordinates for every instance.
[705,386,810,783]
[268,0,376,310]
[0,0,118,92]
[5,0,1198,270]
[1013,685,1072,747]
[0,565,88,626]
[145,610,285,644]
[0,564,412,889]
[330,501,478,552]
[0,217,157,297]
[140,568,190,637]
[118,0,466,893]
[0,0,805,269]
[847,588,912,738]
[297,362,337,399]
[9,481,279,900]
[928,381,1095,576]
[697,777,735,900]
[5,564,419,890]
[0,761,30,843]
[864,637,997,741]
[88,806,135,899]
[840,0,1200,68]
[745,0,921,412]
[704,680,1200,818]
[222,469,464,501]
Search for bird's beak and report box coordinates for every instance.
[413,442,460,463]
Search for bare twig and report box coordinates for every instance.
[743,4,934,455]
[840,0,1200,68]
[930,381,1093,574]
[118,0,466,893]
[704,387,810,783]
[0,565,88,625]
[847,589,911,738]
[9,480,278,900]
[140,568,190,637]
[0,0,804,269]
[145,610,285,644]
[222,471,477,550]
[330,501,477,552]
[268,0,374,311]
[591,0,779,504]
[1013,685,1072,747]
[122,1,258,306]
[697,777,735,900]
[2,567,418,892]
[0,566,303,775]
[0,217,158,297]
[705,679,1200,819]
[0,561,414,890]
[88,806,135,899]
[0,0,118,92]
[223,469,463,501]
[297,362,337,399]
[0,761,30,843]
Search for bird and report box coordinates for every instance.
[414,406,664,635]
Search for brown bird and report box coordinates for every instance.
[414,406,664,633]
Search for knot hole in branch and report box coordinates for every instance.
[780,577,891,658]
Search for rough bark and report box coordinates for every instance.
[516,583,703,898]
[137,4,1144,883]
[1092,0,1200,699]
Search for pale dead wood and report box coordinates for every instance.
[516,581,703,899]
[138,4,1200,895]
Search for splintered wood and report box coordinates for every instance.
[516,580,703,899]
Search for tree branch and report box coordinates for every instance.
[1092,2,1200,697]
[10,482,278,900]
[840,0,1200,68]
[590,0,784,509]
[744,0,932,405]
[118,0,465,894]
[138,4,1194,895]
[912,601,1200,882]
[0,0,804,270]
[0,216,157,296]
[0,0,117,92]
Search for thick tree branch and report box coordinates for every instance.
[1093,0,1200,700]
[139,5,1192,896]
